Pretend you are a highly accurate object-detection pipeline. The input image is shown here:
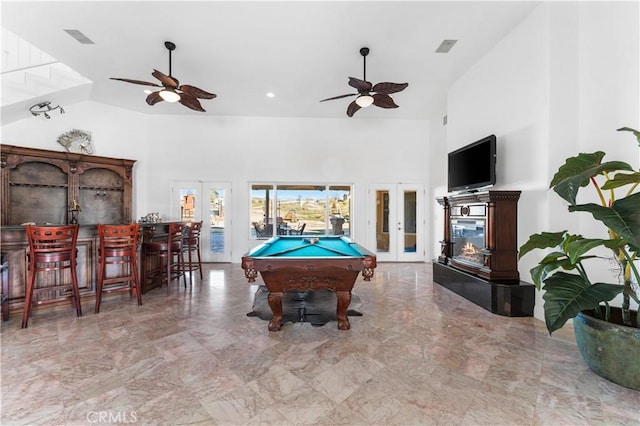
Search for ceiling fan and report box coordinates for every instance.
[110,41,216,112]
[320,47,408,117]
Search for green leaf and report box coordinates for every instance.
[528,249,584,288]
[565,238,624,264]
[569,192,640,253]
[617,126,640,145]
[519,231,566,259]
[550,152,634,205]
[542,272,623,334]
[550,152,603,204]
[600,172,640,190]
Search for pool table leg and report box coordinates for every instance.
[336,290,351,330]
[267,291,284,331]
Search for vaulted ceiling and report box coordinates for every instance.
[2,1,539,120]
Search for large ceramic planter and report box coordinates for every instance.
[573,308,640,391]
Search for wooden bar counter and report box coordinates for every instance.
[0,222,174,318]
[138,222,173,294]
[1,145,138,319]
[1,224,99,316]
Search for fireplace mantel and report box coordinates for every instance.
[436,190,521,283]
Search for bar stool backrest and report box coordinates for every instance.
[168,222,186,250]
[186,221,202,247]
[26,224,79,263]
[98,223,139,252]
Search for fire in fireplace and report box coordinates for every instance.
[461,242,483,264]
[451,218,485,267]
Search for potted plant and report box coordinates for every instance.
[519,127,640,390]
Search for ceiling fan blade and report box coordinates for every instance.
[179,85,217,99]
[146,91,163,106]
[152,69,179,88]
[110,77,161,87]
[373,93,399,109]
[179,93,206,112]
[346,100,361,117]
[320,93,357,102]
[348,77,372,92]
[372,82,409,95]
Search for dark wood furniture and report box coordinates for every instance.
[183,221,203,284]
[23,225,82,328]
[241,236,377,331]
[95,223,142,313]
[142,222,187,294]
[437,190,521,282]
[138,222,169,293]
[1,252,8,321]
[434,190,534,317]
[0,145,136,319]
[1,144,135,227]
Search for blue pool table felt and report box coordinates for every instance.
[250,236,365,258]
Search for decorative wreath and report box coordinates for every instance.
[57,129,94,154]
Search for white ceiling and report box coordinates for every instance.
[1,1,540,120]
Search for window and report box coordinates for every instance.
[250,184,351,239]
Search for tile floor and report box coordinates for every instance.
[1,262,638,425]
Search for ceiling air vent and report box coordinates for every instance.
[436,39,457,53]
[64,29,94,44]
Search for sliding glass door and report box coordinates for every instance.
[250,184,351,239]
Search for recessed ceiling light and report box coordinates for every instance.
[436,39,457,53]
[266,92,275,98]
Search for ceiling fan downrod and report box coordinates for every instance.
[360,47,369,86]
[165,41,176,77]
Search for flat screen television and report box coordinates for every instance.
[447,134,496,193]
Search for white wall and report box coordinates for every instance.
[2,103,431,262]
[142,114,430,259]
[445,2,639,321]
[1,101,151,217]
[428,113,448,259]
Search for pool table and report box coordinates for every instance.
[241,235,376,331]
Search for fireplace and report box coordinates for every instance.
[437,191,521,283]
[450,204,486,269]
[433,190,534,317]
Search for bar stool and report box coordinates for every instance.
[23,224,82,328]
[95,223,142,313]
[144,222,187,294]
[183,221,203,285]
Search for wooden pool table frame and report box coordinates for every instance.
[241,236,376,331]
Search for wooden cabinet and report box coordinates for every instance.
[1,145,135,226]
[0,145,136,317]
[437,190,521,283]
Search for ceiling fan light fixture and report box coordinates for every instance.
[111,41,215,112]
[355,95,374,108]
[159,89,180,103]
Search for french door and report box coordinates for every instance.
[170,181,232,262]
[368,183,424,262]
